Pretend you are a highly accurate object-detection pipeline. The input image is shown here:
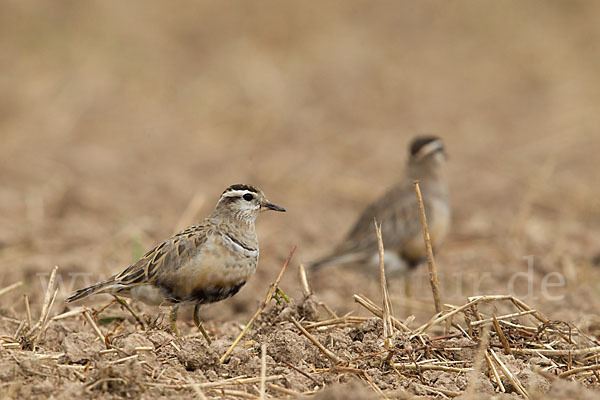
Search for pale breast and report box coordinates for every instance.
[158,232,259,304]
[401,197,451,264]
[428,197,451,246]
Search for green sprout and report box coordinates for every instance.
[272,287,290,305]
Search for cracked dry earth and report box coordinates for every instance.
[1,286,600,399]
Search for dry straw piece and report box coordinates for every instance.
[298,263,312,297]
[374,219,394,350]
[291,317,342,364]
[353,294,411,333]
[413,180,443,315]
[24,266,60,348]
[259,343,267,400]
[489,349,530,399]
[83,308,107,346]
[0,281,23,298]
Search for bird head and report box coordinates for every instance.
[214,184,286,222]
[407,136,447,179]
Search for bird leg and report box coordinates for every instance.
[169,304,179,336]
[193,304,212,345]
[112,295,145,329]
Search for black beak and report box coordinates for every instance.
[263,202,286,212]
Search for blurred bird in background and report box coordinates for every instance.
[309,136,450,298]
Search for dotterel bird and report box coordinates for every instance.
[66,184,285,342]
[309,136,450,277]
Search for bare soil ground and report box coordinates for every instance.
[1,1,600,398]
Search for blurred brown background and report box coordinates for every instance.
[1,1,599,327]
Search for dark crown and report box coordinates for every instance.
[223,184,259,195]
[409,136,443,156]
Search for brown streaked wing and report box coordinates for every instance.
[341,182,423,253]
[114,224,211,287]
[115,260,148,286]
[145,228,210,282]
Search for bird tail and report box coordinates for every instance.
[65,280,113,303]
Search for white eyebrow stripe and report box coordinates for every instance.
[415,140,443,159]
[222,190,255,198]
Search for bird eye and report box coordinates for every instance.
[243,193,254,201]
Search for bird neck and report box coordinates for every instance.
[212,215,258,249]
[209,210,257,230]
[406,159,444,182]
